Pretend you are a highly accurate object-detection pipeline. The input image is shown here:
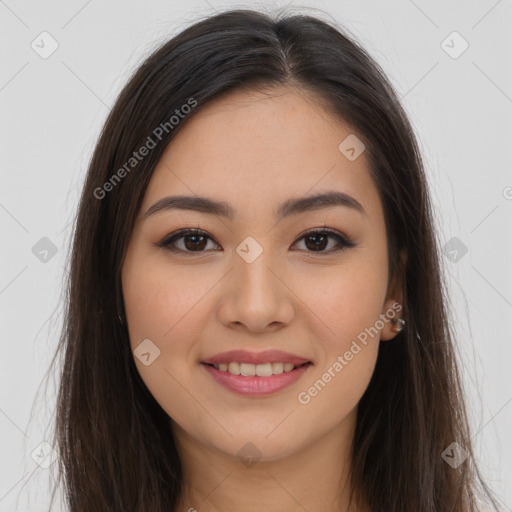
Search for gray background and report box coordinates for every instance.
[1,0,511,510]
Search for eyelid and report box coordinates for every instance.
[156,228,221,251]
[156,226,356,254]
[291,227,355,250]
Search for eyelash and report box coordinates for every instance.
[156,227,356,255]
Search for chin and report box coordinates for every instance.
[206,431,306,464]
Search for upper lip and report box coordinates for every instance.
[202,350,311,366]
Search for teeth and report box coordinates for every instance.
[212,362,302,376]
[272,362,283,375]
[228,362,240,375]
[240,363,256,376]
[256,363,273,377]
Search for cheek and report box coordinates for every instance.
[291,255,387,411]
[293,253,388,349]
[122,255,216,421]
[123,255,214,350]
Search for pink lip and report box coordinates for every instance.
[202,349,311,366]
[201,362,312,396]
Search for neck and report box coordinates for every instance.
[172,409,368,512]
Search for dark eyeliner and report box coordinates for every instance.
[156,227,356,254]
[290,227,357,253]
[155,228,216,252]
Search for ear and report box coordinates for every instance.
[380,247,407,342]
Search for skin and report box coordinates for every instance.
[121,86,404,512]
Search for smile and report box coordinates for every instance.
[214,361,299,376]
[201,362,312,396]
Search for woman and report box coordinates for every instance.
[49,7,503,511]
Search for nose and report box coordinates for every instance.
[216,246,295,333]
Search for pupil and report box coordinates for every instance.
[306,234,327,251]
[185,235,206,251]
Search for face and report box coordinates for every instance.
[121,86,403,463]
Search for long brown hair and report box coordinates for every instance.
[46,7,503,511]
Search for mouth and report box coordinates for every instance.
[203,361,312,376]
[201,361,313,396]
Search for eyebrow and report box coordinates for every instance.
[143,191,367,220]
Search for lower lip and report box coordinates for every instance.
[201,363,312,396]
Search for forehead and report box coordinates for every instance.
[141,86,383,224]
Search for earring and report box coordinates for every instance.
[391,318,405,333]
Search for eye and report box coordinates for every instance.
[291,228,356,253]
[156,228,220,253]
[156,227,356,255]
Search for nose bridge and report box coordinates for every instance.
[233,239,280,305]
[217,236,294,330]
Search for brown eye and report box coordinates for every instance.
[157,228,220,253]
[157,227,356,255]
[291,229,356,253]
[182,233,208,251]
[304,232,330,251]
